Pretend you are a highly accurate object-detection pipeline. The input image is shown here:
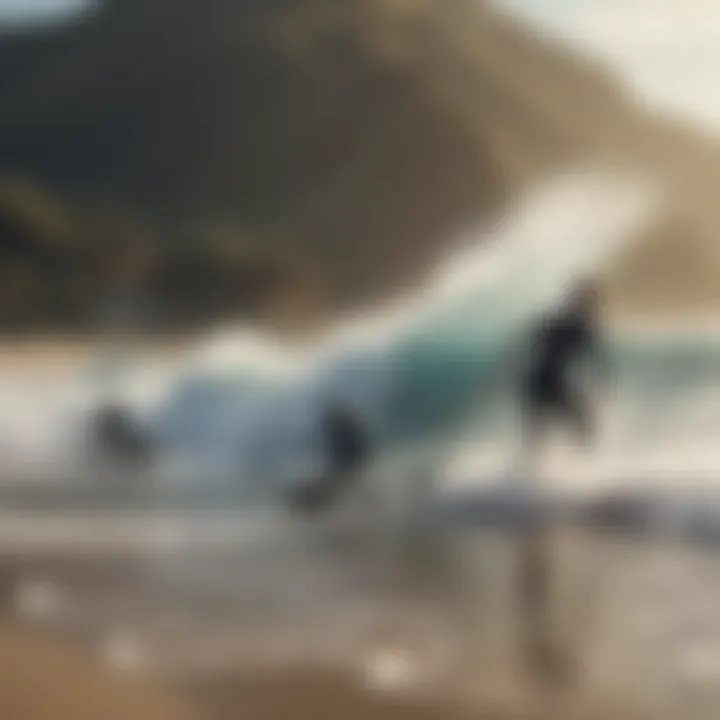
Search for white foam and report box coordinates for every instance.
[0,169,663,500]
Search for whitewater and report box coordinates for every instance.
[2,167,720,525]
[0,169,667,496]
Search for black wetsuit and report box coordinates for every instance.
[93,403,153,465]
[288,405,370,514]
[522,309,598,444]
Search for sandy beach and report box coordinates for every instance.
[1,622,478,720]
[0,336,188,371]
[0,522,683,720]
[0,619,621,720]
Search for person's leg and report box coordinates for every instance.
[517,398,547,476]
[562,390,593,449]
[516,393,576,692]
[286,458,366,516]
[516,388,591,693]
[519,527,575,690]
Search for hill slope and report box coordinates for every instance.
[0,0,719,328]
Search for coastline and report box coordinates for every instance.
[608,313,720,337]
[0,313,718,370]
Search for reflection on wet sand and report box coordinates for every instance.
[1,517,713,720]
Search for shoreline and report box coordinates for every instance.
[0,314,717,371]
[608,313,720,337]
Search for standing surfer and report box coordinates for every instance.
[92,402,154,466]
[515,279,609,691]
[287,400,371,515]
[520,279,607,461]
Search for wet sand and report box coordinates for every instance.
[1,621,523,720]
[0,624,193,720]
[0,527,666,720]
[0,337,187,374]
[184,667,484,720]
[5,617,645,720]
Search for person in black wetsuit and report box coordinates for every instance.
[516,281,607,689]
[92,402,154,466]
[521,280,606,457]
[287,401,371,515]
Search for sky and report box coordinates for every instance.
[0,0,719,130]
[496,0,720,130]
[0,0,90,24]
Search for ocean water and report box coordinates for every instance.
[0,170,661,492]
[3,171,720,714]
[0,169,717,521]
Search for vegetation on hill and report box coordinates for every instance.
[1,0,720,329]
